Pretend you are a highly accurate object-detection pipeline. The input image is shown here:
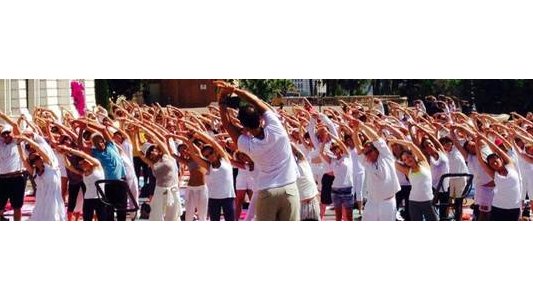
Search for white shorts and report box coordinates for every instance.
[362,196,396,221]
[449,177,467,198]
[236,174,254,191]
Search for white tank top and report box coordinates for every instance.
[408,165,434,202]
[493,165,521,209]
[84,167,105,199]
[206,158,236,199]
[296,159,318,200]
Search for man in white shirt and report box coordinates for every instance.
[215,81,300,221]
[354,120,401,221]
[0,122,28,221]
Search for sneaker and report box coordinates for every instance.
[0,216,9,221]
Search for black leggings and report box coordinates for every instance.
[104,182,128,221]
[396,185,411,221]
[83,198,107,221]
[208,198,235,221]
[320,174,335,205]
[67,182,86,213]
[490,206,520,221]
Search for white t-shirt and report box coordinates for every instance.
[493,165,521,209]
[466,149,492,186]
[120,140,134,163]
[206,158,236,199]
[295,159,319,200]
[408,165,434,202]
[238,110,298,190]
[429,152,450,191]
[361,139,401,200]
[0,141,23,174]
[330,154,353,189]
[349,148,365,175]
[448,146,469,174]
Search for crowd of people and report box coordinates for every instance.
[0,80,532,221]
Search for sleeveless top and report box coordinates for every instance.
[408,165,434,202]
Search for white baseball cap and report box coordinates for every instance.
[1,124,13,134]
[141,142,155,156]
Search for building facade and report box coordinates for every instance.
[146,79,217,108]
[0,79,96,118]
[291,79,326,96]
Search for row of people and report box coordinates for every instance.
[0,82,532,221]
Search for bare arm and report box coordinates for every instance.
[475,136,495,179]
[193,131,231,162]
[14,135,51,166]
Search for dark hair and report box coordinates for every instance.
[421,138,432,148]
[177,144,187,152]
[238,105,261,129]
[486,153,500,164]
[399,149,414,159]
[462,140,471,151]
[439,136,452,145]
[145,145,156,157]
[201,145,215,156]
[82,131,92,141]
[343,134,353,143]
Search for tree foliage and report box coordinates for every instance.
[236,79,296,102]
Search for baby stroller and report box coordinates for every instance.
[433,173,474,221]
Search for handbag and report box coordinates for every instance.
[140,202,151,219]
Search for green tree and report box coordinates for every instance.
[94,79,110,110]
[322,79,372,96]
[237,79,296,102]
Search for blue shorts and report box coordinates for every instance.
[331,187,354,209]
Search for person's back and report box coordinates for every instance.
[216,81,300,220]
[240,110,298,190]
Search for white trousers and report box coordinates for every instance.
[362,196,396,221]
[185,185,208,221]
[149,185,181,221]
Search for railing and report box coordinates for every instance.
[277,95,408,108]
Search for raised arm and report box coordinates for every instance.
[193,130,231,162]
[135,123,170,156]
[416,124,445,152]
[450,125,469,160]
[389,139,428,165]
[214,80,270,115]
[14,135,51,166]
[478,134,512,166]
[474,136,495,179]
[0,111,21,135]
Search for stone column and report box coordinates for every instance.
[27,79,41,114]
[39,79,61,119]
[0,79,12,116]
[84,79,96,111]
[57,79,76,117]
[10,79,29,117]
